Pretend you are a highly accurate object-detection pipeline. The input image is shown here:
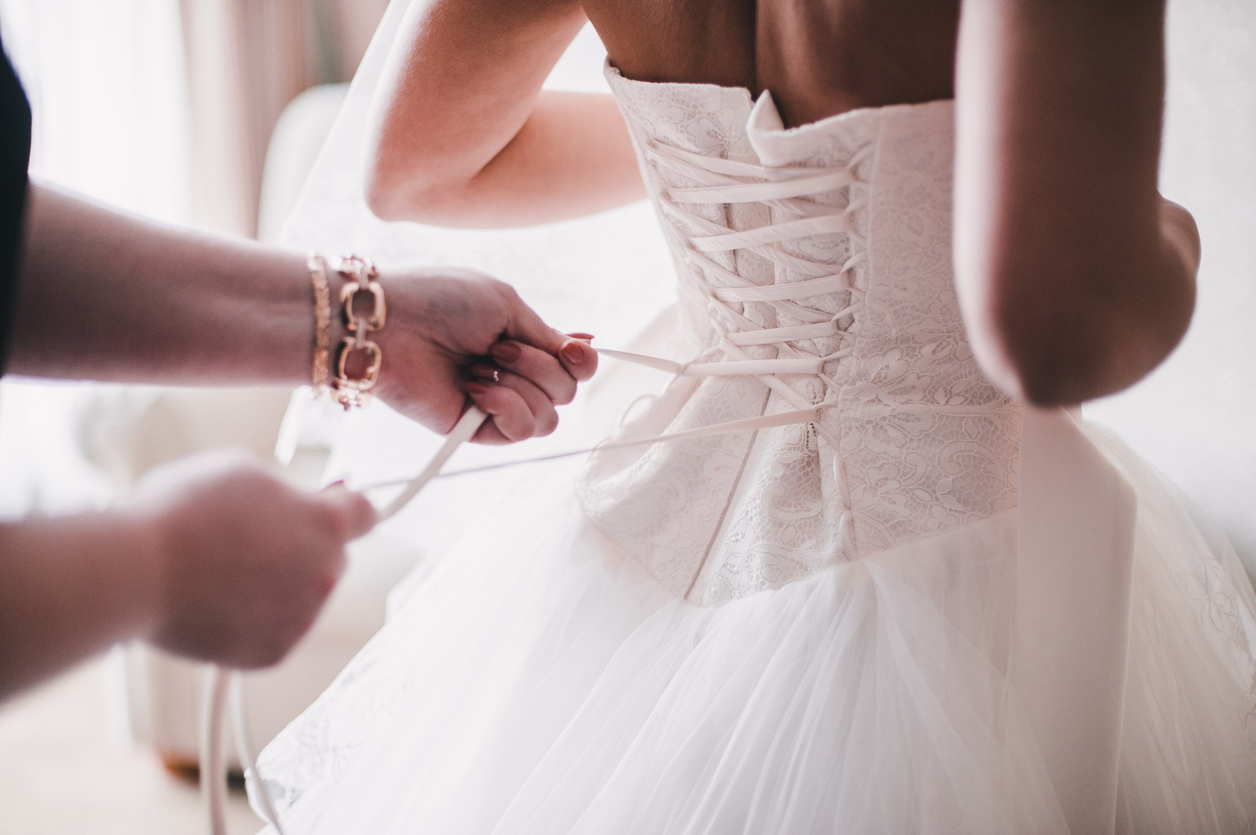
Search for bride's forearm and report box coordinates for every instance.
[8,182,311,385]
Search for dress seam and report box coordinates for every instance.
[683,386,772,601]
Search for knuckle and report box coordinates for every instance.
[320,507,350,541]
[327,550,348,585]
[240,637,286,669]
[317,515,341,543]
[555,380,577,406]
[537,414,559,437]
[505,416,534,442]
[262,638,293,667]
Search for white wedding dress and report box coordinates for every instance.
[254,63,1256,833]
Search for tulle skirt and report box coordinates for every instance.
[254,426,1256,834]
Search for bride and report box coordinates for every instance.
[255,0,1256,832]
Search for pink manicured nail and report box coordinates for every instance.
[464,381,490,395]
[560,341,586,365]
[567,332,595,341]
[490,341,521,363]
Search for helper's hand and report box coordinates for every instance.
[132,453,376,669]
[366,266,598,444]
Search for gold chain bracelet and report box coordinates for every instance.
[308,254,386,409]
[332,255,386,410]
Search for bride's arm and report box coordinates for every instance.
[365,0,644,228]
[953,0,1198,406]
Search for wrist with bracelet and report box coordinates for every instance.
[308,254,387,410]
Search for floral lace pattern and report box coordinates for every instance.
[579,66,1019,603]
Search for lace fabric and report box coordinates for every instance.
[580,64,1018,603]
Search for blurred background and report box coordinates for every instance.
[0,1,1253,834]
[0,1,388,832]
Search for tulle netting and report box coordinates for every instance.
[254,427,1256,834]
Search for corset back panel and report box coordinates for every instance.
[840,103,1021,555]
[578,63,1020,604]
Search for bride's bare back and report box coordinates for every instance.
[366,0,1199,409]
[584,0,959,126]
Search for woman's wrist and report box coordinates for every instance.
[312,255,390,408]
[91,509,169,645]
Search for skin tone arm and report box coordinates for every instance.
[0,455,374,701]
[954,0,1200,406]
[365,0,644,227]
[13,182,598,442]
[0,182,599,700]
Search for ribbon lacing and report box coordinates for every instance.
[376,139,873,537]
[602,139,872,443]
[592,138,872,548]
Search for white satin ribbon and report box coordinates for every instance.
[363,403,822,500]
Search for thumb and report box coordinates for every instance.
[503,292,564,352]
[318,484,378,540]
[504,295,598,381]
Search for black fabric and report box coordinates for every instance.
[0,34,31,376]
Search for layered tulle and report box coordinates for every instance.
[1089,426,1256,833]
[254,428,1256,834]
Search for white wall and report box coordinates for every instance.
[1087,0,1256,569]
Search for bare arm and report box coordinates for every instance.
[0,511,161,699]
[11,182,598,442]
[954,0,1198,406]
[365,0,644,227]
[10,183,312,384]
[0,165,599,700]
[0,457,375,702]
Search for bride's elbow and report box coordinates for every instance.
[363,131,463,223]
[966,280,1124,408]
[970,276,1193,408]
[363,160,463,225]
[364,171,408,222]
[978,334,1109,408]
[364,139,415,222]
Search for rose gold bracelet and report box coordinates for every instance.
[330,255,386,410]
[308,254,332,393]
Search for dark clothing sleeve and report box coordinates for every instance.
[0,36,32,376]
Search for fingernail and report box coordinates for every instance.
[326,479,346,489]
[560,341,586,365]
[464,381,490,395]
[471,363,502,383]
[490,341,521,363]
[567,332,595,341]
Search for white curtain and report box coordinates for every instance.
[0,0,191,223]
[178,0,388,237]
[0,0,190,517]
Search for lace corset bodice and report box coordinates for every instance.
[577,64,1021,604]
